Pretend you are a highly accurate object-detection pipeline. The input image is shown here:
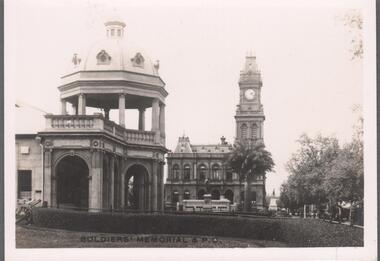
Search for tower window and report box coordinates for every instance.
[241,123,248,140]
[251,123,258,140]
[117,29,121,36]
[111,29,115,36]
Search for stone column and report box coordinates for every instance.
[110,157,115,210]
[72,104,77,115]
[193,163,197,180]
[138,108,145,131]
[61,99,67,115]
[151,99,160,131]
[152,161,158,211]
[159,103,165,138]
[119,94,126,127]
[89,151,103,212]
[151,99,160,143]
[160,163,165,211]
[261,121,264,139]
[78,94,86,115]
[43,149,52,206]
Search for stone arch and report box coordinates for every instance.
[53,150,91,172]
[123,163,149,211]
[224,189,234,203]
[197,164,207,181]
[197,189,206,199]
[196,162,210,169]
[172,164,180,180]
[211,163,221,180]
[55,155,89,209]
[183,164,191,181]
[211,189,220,200]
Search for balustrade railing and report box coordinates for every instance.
[45,114,159,145]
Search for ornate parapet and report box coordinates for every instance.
[44,114,160,146]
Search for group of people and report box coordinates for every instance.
[326,198,364,226]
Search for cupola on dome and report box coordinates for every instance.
[66,19,160,77]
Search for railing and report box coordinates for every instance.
[44,114,160,146]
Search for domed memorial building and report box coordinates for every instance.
[15,20,168,212]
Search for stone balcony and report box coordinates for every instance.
[43,114,163,146]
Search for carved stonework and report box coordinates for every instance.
[131,52,145,68]
[52,149,92,170]
[97,50,112,65]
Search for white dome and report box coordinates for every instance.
[66,21,159,77]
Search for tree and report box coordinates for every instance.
[283,134,340,209]
[339,9,363,60]
[281,121,364,213]
[324,108,363,201]
[228,140,275,211]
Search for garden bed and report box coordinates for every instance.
[32,207,363,247]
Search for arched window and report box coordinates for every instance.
[224,190,234,202]
[226,171,233,182]
[251,123,258,140]
[211,164,220,180]
[241,123,248,139]
[198,164,207,181]
[197,189,206,199]
[172,164,180,180]
[211,189,220,200]
[184,164,191,181]
[184,190,190,200]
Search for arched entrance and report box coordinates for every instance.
[124,164,148,211]
[197,189,206,199]
[56,155,89,209]
[211,189,220,200]
[224,190,234,203]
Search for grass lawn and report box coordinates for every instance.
[16,224,288,248]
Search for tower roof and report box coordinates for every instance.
[239,54,262,85]
[65,19,160,77]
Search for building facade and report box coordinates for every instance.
[15,20,168,212]
[165,136,244,208]
[165,55,267,210]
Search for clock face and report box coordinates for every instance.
[244,89,255,100]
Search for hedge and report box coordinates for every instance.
[32,208,363,247]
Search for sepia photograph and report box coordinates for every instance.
[5,0,377,260]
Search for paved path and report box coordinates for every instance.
[16,225,288,248]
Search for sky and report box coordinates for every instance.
[8,0,364,195]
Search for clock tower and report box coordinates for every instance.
[235,54,265,144]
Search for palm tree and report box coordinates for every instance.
[228,140,275,211]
